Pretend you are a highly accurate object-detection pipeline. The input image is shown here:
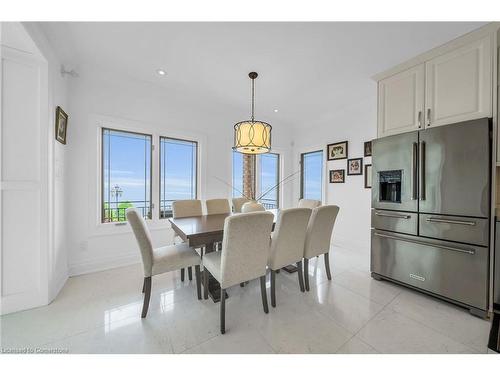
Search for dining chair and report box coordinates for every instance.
[205,199,231,215]
[241,201,265,212]
[232,197,250,213]
[268,208,312,307]
[298,199,321,209]
[303,205,340,291]
[126,208,202,318]
[172,199,203,282]
[202,211,274,334]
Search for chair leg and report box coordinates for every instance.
[297,260,305,292]
[203,268,209,300]
[220,287,226,334]
[141,276,152,318]
[304,258,310,291]
[188,267,193,281]
[181,268,185,282]
[195,265,201,300]
[142,279,145,293]
[270,270,276,308]
[260,275,269,314]
[324,252,332,280]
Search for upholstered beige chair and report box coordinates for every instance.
[205,199,231,215]
[298,199,321,209]
[232,197,250,213]
[241,201,265,213]
[172,199,203,281]
[303,205,340,291]
[202,211,274,334]
[126,208,202,318]
[268,208,312,307]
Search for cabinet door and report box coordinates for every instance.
[425,35,492,128]
[377,64,425,138]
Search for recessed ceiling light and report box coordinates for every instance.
[157,69,166,76]
[274,109,279,113]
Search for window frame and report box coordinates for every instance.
[300,149,323,201]
[158,136,199,219]
[100,127,153,223]
[256,151,281,209]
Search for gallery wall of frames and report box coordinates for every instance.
[327,140,372,188]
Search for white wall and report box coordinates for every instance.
[65,67,294,275]
[292,94,377,252]
[23,22,71,302]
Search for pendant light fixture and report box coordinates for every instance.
[233,72,272,154]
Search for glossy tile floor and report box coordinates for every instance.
[0,245,492,354]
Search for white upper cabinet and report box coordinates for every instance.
[425,35,492,128]
[377,64,425,137]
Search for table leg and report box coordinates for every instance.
[201,241,228,303]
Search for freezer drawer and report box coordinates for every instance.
[371,230,488,310]
[419,214,489,246]
[371,209,417,235]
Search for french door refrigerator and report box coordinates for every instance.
[371,118,491,317]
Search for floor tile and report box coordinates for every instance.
[356,309,477,354]
[303,281,385,333]
[386,290,490,353]
[336,336,379,354]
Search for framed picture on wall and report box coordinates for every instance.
[365,164,372,188]
[364,141,372,157]
[327,141,348,160]
[330,169,345,183]
[347,157,363,175]
[55,106,68,144]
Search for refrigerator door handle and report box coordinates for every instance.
[426,217,477,226]
[412,142,418,200]
[373,232,475,255]
[374,212,411,219]
[419,141,426,201]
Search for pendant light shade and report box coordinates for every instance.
[233,72,272,154]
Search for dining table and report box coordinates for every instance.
[169,209,290,302]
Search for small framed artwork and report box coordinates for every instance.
[330,169,345,183]
[327,141,348,161]
[55,106,68,144]
[347,157,363,175]
[364,141,372,157]
[365,164,372,188]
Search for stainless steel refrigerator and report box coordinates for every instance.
[371,118,491,317]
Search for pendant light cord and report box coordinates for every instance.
[251,76,255,122]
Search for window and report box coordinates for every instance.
[257,152,280,209]
[160,137,198,218]
[232,150,244,197]
[102,128,152,222]
[300,150,323,201]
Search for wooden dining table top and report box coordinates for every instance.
[168,209,278,247]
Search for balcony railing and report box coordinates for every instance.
[103,198,279,223]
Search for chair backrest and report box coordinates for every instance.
[241,201,265,213]
[298,199,321,209]
[220,211,274,288]
[269,208,312,270]
[126,208,154,276]
[206,199,231,215]
[304,205,340,259]
[232,197,250,213]
[172,200,202,218]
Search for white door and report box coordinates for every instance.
[425,35,492,128]
[1,46,48,314]
[377,64,425,138]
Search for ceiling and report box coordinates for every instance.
[38,22,487,129]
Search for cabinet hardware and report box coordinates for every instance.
[418,111,422,128]
[426,217,476,226]
[375,212,411,219]
[426,108,431,126]
[374,232,475,255]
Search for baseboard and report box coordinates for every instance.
[69,252,141,277]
